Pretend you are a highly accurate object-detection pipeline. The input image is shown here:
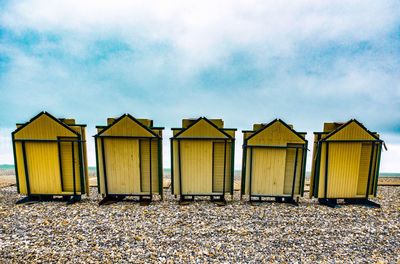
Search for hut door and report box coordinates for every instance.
[325,143,361,198]
[212,142,227,193]
[24,142,61,195]
[251,148,287,195]
[283,145,303,195]
[59,140,81,194]
[180,140,213,194]
[139,139,158,194]
[357,143,373,196]
[103,138,140,195]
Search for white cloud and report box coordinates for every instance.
[0,0,399,171]
[2,0,399,66]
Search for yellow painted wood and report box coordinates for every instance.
[251,148,287,195]
[96,116,162,196]
[247,121,304,146]
[137,119,152,127]
[14,113,87,196]
[312,120,382,199]
[140,139,160,194]
[14,114,77,140]
[180,140,213,194]
[97,138,106,194]
[224,130,235,138]
[357,143,372,195]
[327,122,375,141]
[212,142,231,192]
[209,119,224,128]
[309,134,320,198]
[59,141,81,193]
[172,118,234,195]
[103,138,141,194]
[173,129,182,136]
[177,119,228,139]
[283,146,303,195]
[318,143,361,198]
[243,120,306,197]
[323,122,343,132]
[182,118,223,129]
[25,142,62,194]
[61,119,76,125]
[243,132,253,141]
[15,142,27,194]
[101,116,155,138]
[172,140,180,194]
[244,148,251,194]
[107,118,116,125]
[81,127,90,195]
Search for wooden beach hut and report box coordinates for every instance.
[241,119,307,205]
[170,117,236,204]
[310,119,383,207]
[12,112,89,204]
[95,114,163,205]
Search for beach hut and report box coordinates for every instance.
[12,112,89,204]
[170,117,236,204]
[310,120,383,207]
[95,114,163,205]
[241,119,307,205]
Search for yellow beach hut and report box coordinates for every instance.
[310,120,383,207]
[241,119,307,205]
[12,112,89,204]
[95,114,163,205]
[170,117,236,204]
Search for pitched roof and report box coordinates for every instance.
[245,119,306,143]
[12,111,79,138]
[322,119,380,141]
[96,114,160,138]
[173,117,232,139]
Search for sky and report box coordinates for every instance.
[0,0,399,171]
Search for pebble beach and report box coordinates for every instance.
[0,183,399,263]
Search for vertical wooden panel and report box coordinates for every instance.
[212,141,231,193]
[104,138,140,194]
[81,127,90,195]
[97,138,105,194]
[25,142,61,194]
[245,148,251,194]
[251,148,286,195]
[283,146,302,195]
[15,142,27,194]
[58,141,82,194]
[357,143,372,195]
[309,135,320,198]
[225,143,232,191]
[318,143,327,197]
[212,142,224,192]
[140,139,160,194]
[326,143,361,198]
[180,140,213,194]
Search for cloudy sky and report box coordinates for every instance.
[0,0,399,171]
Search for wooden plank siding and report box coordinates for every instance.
[242,120,307,198]
[14,114,77,140]
[310,120,383,199]
[171,117,235,196]
[140,139,160,194]
[13,112,88,196]
[95,114,163,196]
